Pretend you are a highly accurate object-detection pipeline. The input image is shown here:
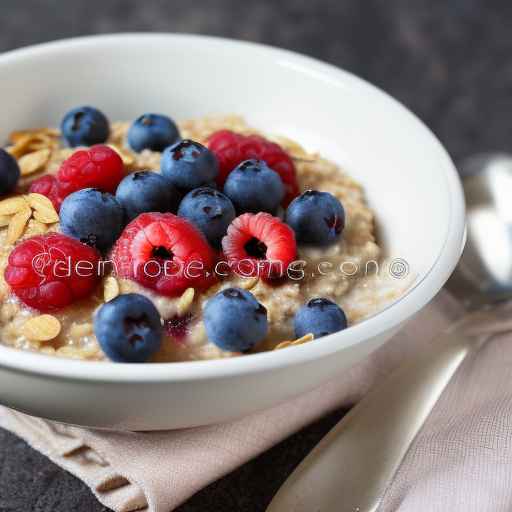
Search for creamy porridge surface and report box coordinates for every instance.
[0,116,409,361]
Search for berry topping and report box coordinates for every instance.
[294,298,348,339]
[28,175,67,211]
[57,144,124,196]
[60,106,110,147]
[59,188,124,252]
[165,313,193,342]
[115,171,180,222]
[223,159,284,215]
[177,187,235,249]
[286,190,345,246]
[222,212,296,279]
[207,130,299,205]
[94,293,163,363]
[0,148,20,196]
[127,113,180,153]
[204,287,268,351]
[161,139,218,192]
[111,212,217,297]
[4,233,101,312]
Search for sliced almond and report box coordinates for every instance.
[5,145,19,157]
[290,333,314,346]
[39,128,60,137]
[27,193,59,223]
[0,196,29,215]
[18,148,51,176]
[32,210,59,225]
[103,277,120,302]
[9,128,59,142]
[9,131,58,158]
[240,277,259,290]
[27,139,58,152]
[9,131,32,144]
[274,333,314,350]
[9,128,60,144]
[177,287,195,316]
[6,208,31,244]
[0,215,11,227]
[25,219,48,236]
[22,314,61,342]
[6,134,33,158]
[274,341,291,350]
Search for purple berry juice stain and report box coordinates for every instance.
[164,313,193,344]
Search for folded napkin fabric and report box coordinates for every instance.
[379,315,512,511]
[2,291,495,512]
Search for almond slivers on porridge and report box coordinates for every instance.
[0,110,410,362]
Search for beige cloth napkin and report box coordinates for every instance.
[379,310,512,511]
[2,290,507,512]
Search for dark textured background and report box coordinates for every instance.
[0,0,510,510]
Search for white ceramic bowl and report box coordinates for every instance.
[0,34,465,430]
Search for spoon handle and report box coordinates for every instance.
[267,325,477,512]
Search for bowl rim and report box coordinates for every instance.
[0,32,466,382]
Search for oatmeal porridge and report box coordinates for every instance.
[0,109,409,362]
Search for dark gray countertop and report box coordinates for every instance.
[0,0,510,510]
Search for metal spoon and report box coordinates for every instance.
[267,153,512,512]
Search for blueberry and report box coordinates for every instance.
[60,188,124,252]
[127,113,180,152]
[94,293,163,362]
[223,159,284,214]
[204,288,268,352]
[116,171,180,222]
[0,148,20,196]
[61,106,110,147]
[294,298,348,339]
[177,187,235,249]
[286,190,345,245]
[161,139,218,191]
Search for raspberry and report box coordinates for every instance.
[207,130,300,206]
[111,212,217,297]
[57,144,124,196]
[29,175,67,211]
[222,212,296,279]
[4,233,101,312]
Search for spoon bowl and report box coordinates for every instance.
[449,153,512,307]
